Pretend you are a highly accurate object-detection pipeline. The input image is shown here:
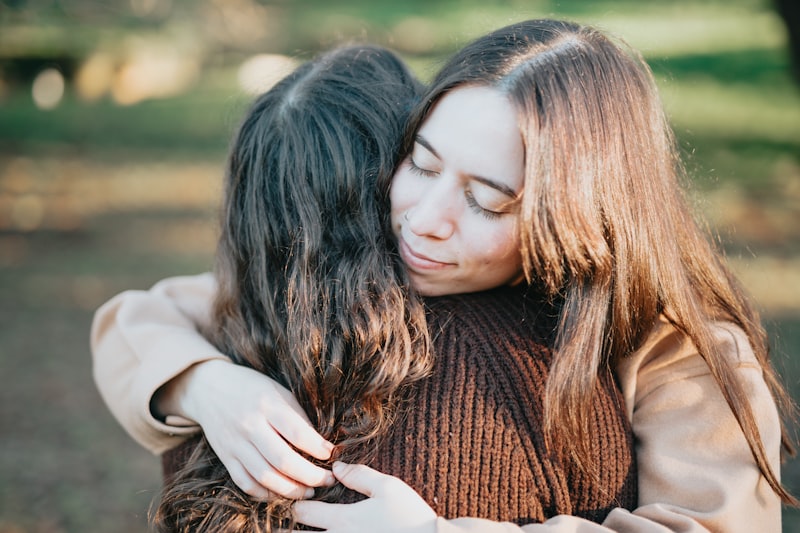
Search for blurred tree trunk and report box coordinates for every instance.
[775,0,800,84]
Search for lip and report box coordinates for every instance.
[398,238,453,272]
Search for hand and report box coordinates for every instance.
[292,462,437,533]
[160,359,336,500]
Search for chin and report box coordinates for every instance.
[411,280,448,298]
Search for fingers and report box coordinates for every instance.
[293,464,436,532]
[232,444,317,500]
[254,426,335,488]
[191,367,337,500]
[331,461,389,498]
[213,409,335,498]
[271,390,335,462]
[223,457,274,500]
[293,500,346,530]
[273,416,334,461]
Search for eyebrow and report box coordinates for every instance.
[415,134,519,199]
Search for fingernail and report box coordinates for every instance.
[304,488,315,499]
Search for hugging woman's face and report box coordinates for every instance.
[390,85,526,297]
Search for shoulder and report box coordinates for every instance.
[614,315,760,419]
[622,315,758,374]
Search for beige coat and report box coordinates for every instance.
[91,273,783,532]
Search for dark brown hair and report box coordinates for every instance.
[152,44,432,531]
[404,19,795,503]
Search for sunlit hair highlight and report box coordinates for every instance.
[152,44,431,531]
[404,19,796,503]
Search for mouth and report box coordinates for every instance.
[398,238,453,272]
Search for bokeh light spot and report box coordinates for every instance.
[237,54,298,95]
[32,68,65,110]
[75,53,114,102]
[11,194,45,231]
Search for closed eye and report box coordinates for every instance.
[465,190,501,220]
[407,157,438,178]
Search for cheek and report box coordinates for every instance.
[389,170,413,213]
[474,222,521,265]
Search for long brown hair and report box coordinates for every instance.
[404,19,795,502]
[153,44,432,531]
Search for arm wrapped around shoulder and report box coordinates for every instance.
[615,317,782,533]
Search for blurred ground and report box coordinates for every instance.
[0,155,220,532]
[1,0,799,531]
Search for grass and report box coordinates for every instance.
[1,0,799,531]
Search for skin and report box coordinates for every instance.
[293,462,437,533]
[391,85,525,297]
[157,359,336,500]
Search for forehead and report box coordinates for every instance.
[417,85,524,190]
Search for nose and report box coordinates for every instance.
[405,177,458,240]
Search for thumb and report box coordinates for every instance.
[332,461,387,498]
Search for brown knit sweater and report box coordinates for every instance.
[163,285,636,525]
[367,285,637,524]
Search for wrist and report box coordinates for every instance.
[152,359,229,424]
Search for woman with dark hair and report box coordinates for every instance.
[150,43,433,531]
[93,19,793,532]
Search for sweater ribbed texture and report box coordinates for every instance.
[369,286,637,524]
[163,285,636,525]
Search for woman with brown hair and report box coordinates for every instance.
[93,19,793,532]
[292,20,794,531]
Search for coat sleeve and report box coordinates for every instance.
[427,317,782,533]
[90,273,229,454]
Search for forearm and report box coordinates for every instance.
[434,510,702,532]
[90,273,228,454]
[616,318,782,532]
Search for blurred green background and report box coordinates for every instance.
[1,0,799,531]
